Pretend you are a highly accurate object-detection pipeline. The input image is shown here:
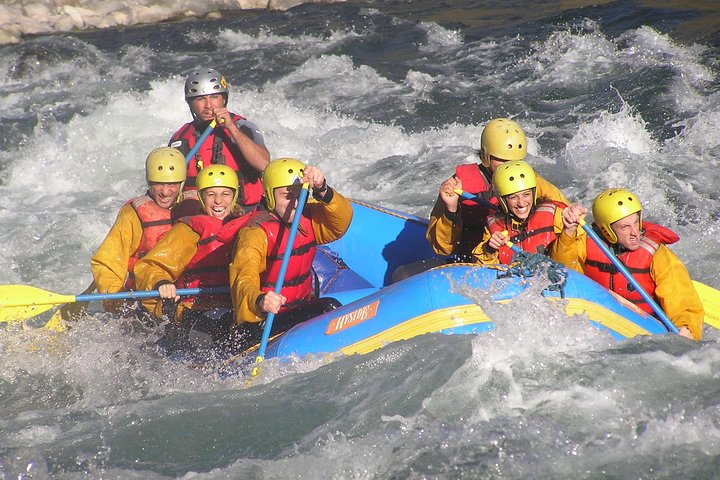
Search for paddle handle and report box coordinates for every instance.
[75,286,229,302]
[580,219,677,333]
[501,230,522,254]
[453,189,499,211]
[184,119,218,165]
[253,184,310,375]
[507,242,522,254]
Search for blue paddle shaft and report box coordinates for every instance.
[581,222,678,334]
[184,121,217,165]
[75,286,229,302]
[458,191,499,211]
[256,185,310,360]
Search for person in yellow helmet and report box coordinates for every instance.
[133,164,258,346]
[427,118,569,260]
[91,147,187,314]
[168,67,270,218]
[226,158,353,353]
[550,188,703,340]
[472,160,572,265]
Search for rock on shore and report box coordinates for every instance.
[0,0,336,45]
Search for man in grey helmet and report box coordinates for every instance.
[168,67,270,216]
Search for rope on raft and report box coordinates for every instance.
[504,250,568,296]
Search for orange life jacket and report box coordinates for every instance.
[124,195,173,290]
[453,163,499,257]
[584,221,679,314]
[169,113,263,206]
[251,210,317,312]
[487,200,564,264]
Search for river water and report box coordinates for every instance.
[1,1,720,478]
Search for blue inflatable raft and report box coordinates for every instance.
[248,200,671,360]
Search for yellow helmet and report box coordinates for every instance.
[196,164,239,210]
[262,158,306,211]
[145,147,187,184]
[592,188,643,244]
[480,118,527,165]
[492,160,537,213]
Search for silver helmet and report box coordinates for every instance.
[184,68,229,100]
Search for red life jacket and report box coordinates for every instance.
[454,163,499,257]
[584,221,680,314]
[251,211,317,312]
[124,195,173,290]
[177,213,255,307]
[487,200,564,264]
[169,113,263,206]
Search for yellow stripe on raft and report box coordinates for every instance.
[339,304,492,356]
[339,296,653,356]
[558,297,652,338]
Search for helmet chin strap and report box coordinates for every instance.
[187,101,201,124]
[479,148,490,167]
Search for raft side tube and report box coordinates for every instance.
[549,271,671,340]
[264,265,522,358]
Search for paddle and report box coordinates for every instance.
[38,280,98,331]
[453,189,499,211]
[0,285,229,323]
[692,280,720,330]
[494,230,520,253]
[53,280,96,320]
[184,119,218,165]
[579,218,678,334]
[251,183,310,378]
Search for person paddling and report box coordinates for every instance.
[91,147,186,314]
[226,158,353,354]
[551,188,703,340]
[133,165,256,347]
[473,160,571,264]
[427,118,569,260]
[169,67,270,217]
[395,118,570,281]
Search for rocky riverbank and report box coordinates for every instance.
[0,0,340,44]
